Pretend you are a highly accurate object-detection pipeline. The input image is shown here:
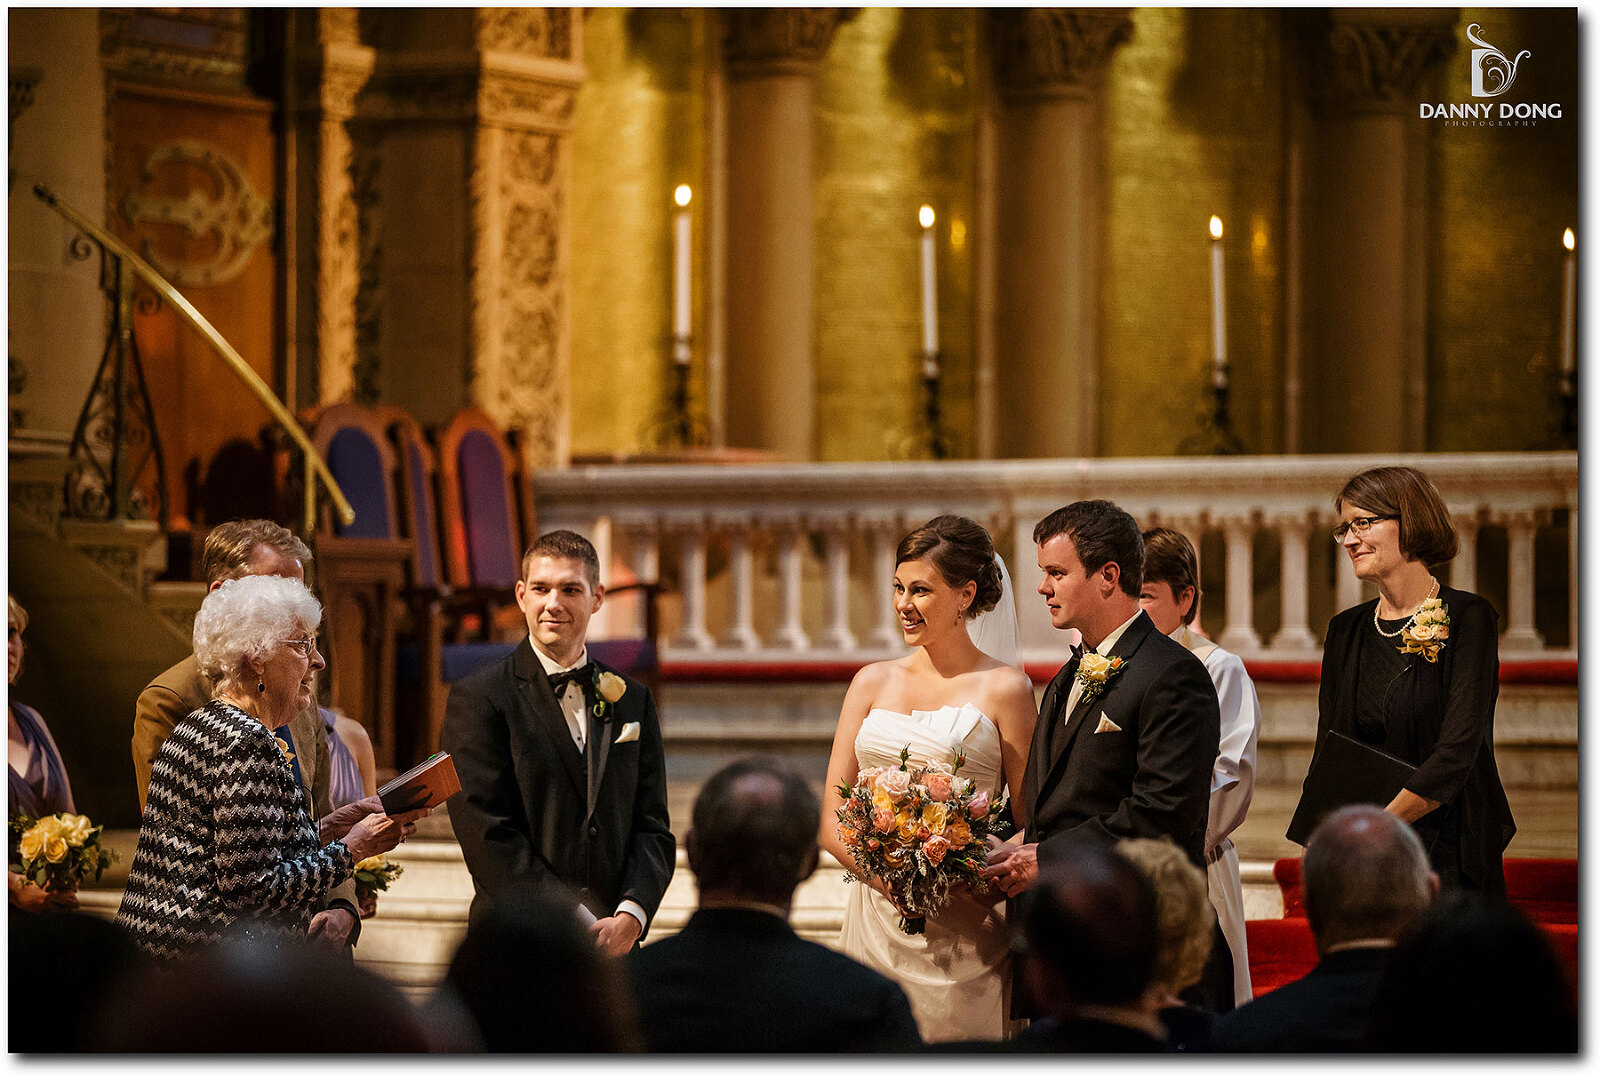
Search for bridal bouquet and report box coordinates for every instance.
[835,747,999,935]
[9,811,115,894]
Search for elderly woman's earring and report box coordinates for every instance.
[258,680,266,693]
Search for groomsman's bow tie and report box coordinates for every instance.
[1068,643,1086,664]
[548,666,591,693]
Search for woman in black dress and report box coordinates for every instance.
[1303,465,1514,897]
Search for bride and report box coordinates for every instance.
[819,515,1038,1043]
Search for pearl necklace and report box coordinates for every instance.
[1373,576,1439,638]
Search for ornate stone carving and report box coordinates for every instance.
[1302,12,1457,114]
[481,78,578,132]
[723,9,852,79]
[469,126,568,466]
[123,141,274,287]
[987,8,1135,99]
[477,9,575,60]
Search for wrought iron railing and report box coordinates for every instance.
[32,183,354,534]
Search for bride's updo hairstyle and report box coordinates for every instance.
[896,515,1003,619]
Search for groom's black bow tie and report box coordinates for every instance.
[548,666,591,694]
[1068,643,1086,664]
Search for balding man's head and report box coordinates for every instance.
[686,756,820,908]
[1302,805,1436,951]
[1019,841,1160,1015]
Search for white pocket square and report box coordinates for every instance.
[1093,714,1122,734]
[615,721,640,744]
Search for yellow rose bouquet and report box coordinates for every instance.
[835,746,1001,935]
[352,853,404,900]
[9,811,114,894]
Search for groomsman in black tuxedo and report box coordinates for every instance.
[444,530,674,955]
[985,500,1224,1007]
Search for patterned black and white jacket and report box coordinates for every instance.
[115,699,355,966]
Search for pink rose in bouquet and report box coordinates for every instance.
[924,772,954,802]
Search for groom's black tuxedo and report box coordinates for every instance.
[1023,610,1220,867]
[443,638,675,928]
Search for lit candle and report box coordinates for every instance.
[1209,215,1227,390]
[1561,227,1576,376]
[673,184,693,365]
[919,205,938,362]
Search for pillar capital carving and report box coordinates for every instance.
[475,8,576,62]
[1302,10,1457,115]
[987,8,1134,100]
[722,9,852,79]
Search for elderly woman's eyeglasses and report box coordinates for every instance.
[282,637,320,657]
[1331,516,1396,542]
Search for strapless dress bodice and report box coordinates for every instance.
[854,703,1004,799]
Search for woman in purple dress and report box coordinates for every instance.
[8,595,78,912]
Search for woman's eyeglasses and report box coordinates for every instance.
[1331,515,1396,542]
[282,637,320,657]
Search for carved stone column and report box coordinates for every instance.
[988,9,1133,459]
[722,9,847,460]
[1299,10,1456,453]
[288,10,373,408]
[360,10,582,466]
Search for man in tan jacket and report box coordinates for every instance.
[133,519,370,948]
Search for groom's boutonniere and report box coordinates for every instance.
[592,669,627,719]
[1074,653,1127,706]
[1398,598,1450,663]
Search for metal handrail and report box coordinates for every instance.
[32,183,355,532]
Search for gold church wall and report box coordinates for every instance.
[1099,8,1287,457]
[569,8,708,458]
[813,8,979,461]
[1427,7,1578,452]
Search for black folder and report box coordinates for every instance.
[1285,731,1417,846]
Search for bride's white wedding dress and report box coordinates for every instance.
[836,703,1015,1043]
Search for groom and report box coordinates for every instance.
[986,500,1219,894]
[444,530,675,956]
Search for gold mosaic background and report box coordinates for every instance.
[813,8,979,461]
[567,8,1576,461]
[1429,7,1579,451]
[569,8,708,458]
[1101,8,1287,456]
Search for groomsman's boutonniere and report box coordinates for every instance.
[592,669,628,720]
[1398,598,1450,663]
[1074,653,1127,706]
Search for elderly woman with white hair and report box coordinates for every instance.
[116,575,403,965]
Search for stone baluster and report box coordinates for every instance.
[816,518,857,651]
[618,516,661,640]
[1271,511,1319,653]
[670,519,714,651]
[1501,510,1544,652]
[771,517,810,650]
[719,517,761,651]
[863,515,903,649]
[1217,515,1263,653]
[1451,511,1479,594]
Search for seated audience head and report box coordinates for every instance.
[9,593,28,685]
[441,883,640,1052]
[192,575,325,721]
[1302,805,1436,952]
[95,933,429,1051]
[687,755,820,910]
[1137,527,1201,635]
[10,911,148,1052]
[1118,837,1213,1001]
[1368,890,1578,1052]
[1018,841,1160,1018]
[200,518,313,588]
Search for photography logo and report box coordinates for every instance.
[1467,23,1529,98]
[1420,21,1561,125]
